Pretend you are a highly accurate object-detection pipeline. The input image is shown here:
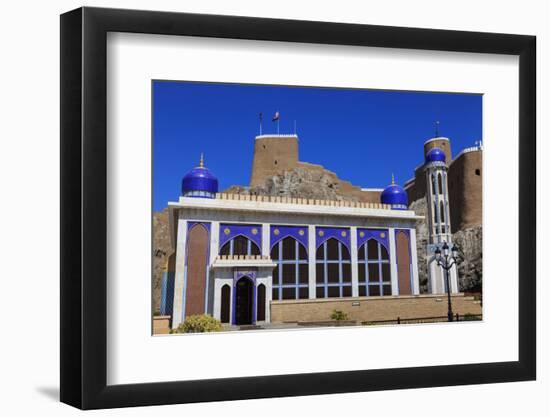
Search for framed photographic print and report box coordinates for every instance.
[60,6,536,410]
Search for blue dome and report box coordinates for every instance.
[181,155,218,198]
[425,147,446,163]
[381,179,408,210]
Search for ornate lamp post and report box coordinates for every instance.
[434,242,462,322]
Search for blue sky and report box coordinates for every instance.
[153,81,482,212]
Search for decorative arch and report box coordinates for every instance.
[395,230,412,295]
[315,227,351,250]
[356,229,389,253]
[270,225,308,251]
[438,172,443,194]
[234,276,254,325]
[185,223,209,317]
[219,223,262,250]
[219,234,260,256]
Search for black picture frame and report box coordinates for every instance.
[60,6,536,410]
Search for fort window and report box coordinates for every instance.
[219,235,260,256]
[271,237,309,300]
[357,239,391,296]
[475,168,481,176]
[274,160,278,165]
[315,238,352,298]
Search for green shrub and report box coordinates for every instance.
[173,314,223,333]
[330,309,349,321]
[462,313,482,321]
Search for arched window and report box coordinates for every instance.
[271,237,309,300]
[440,201,446,231]
[219,235,260,256]
[358,239,391,296]
[438,173,443,194]
[220,284,231,323]
[257,284,266,321]
[431,174,436,195]
[315,238,352,298]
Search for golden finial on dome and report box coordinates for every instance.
[199,153,205,168]
[392,173,395,185]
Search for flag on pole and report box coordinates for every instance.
[272,111,280,121]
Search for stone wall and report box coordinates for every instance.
[448,150,483,232]
[271,294,481,323]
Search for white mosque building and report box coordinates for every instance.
[158,137,467,330]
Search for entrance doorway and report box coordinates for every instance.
[235,277,253,325]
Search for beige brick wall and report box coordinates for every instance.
[271,294,481,323]
[153,316,171,334]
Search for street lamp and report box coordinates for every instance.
[434,241,463,322]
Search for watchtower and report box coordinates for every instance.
[249,134,299,187]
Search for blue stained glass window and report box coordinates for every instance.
[271,237,309,300]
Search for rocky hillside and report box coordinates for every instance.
[225,166,366,202]
[152,208,173,313]
[453,226,483,292]
[409,197,482,293]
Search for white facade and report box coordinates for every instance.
[168,196,423,329]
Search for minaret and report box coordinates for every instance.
[424,145,452,244]
[424,130,458,295]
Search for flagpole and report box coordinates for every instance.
[259,113,263,135]
[277,117,280,135]
[294,120,296,135]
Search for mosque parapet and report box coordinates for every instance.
[212,192,394,210]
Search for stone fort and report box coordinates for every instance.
[248,133,482,232]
